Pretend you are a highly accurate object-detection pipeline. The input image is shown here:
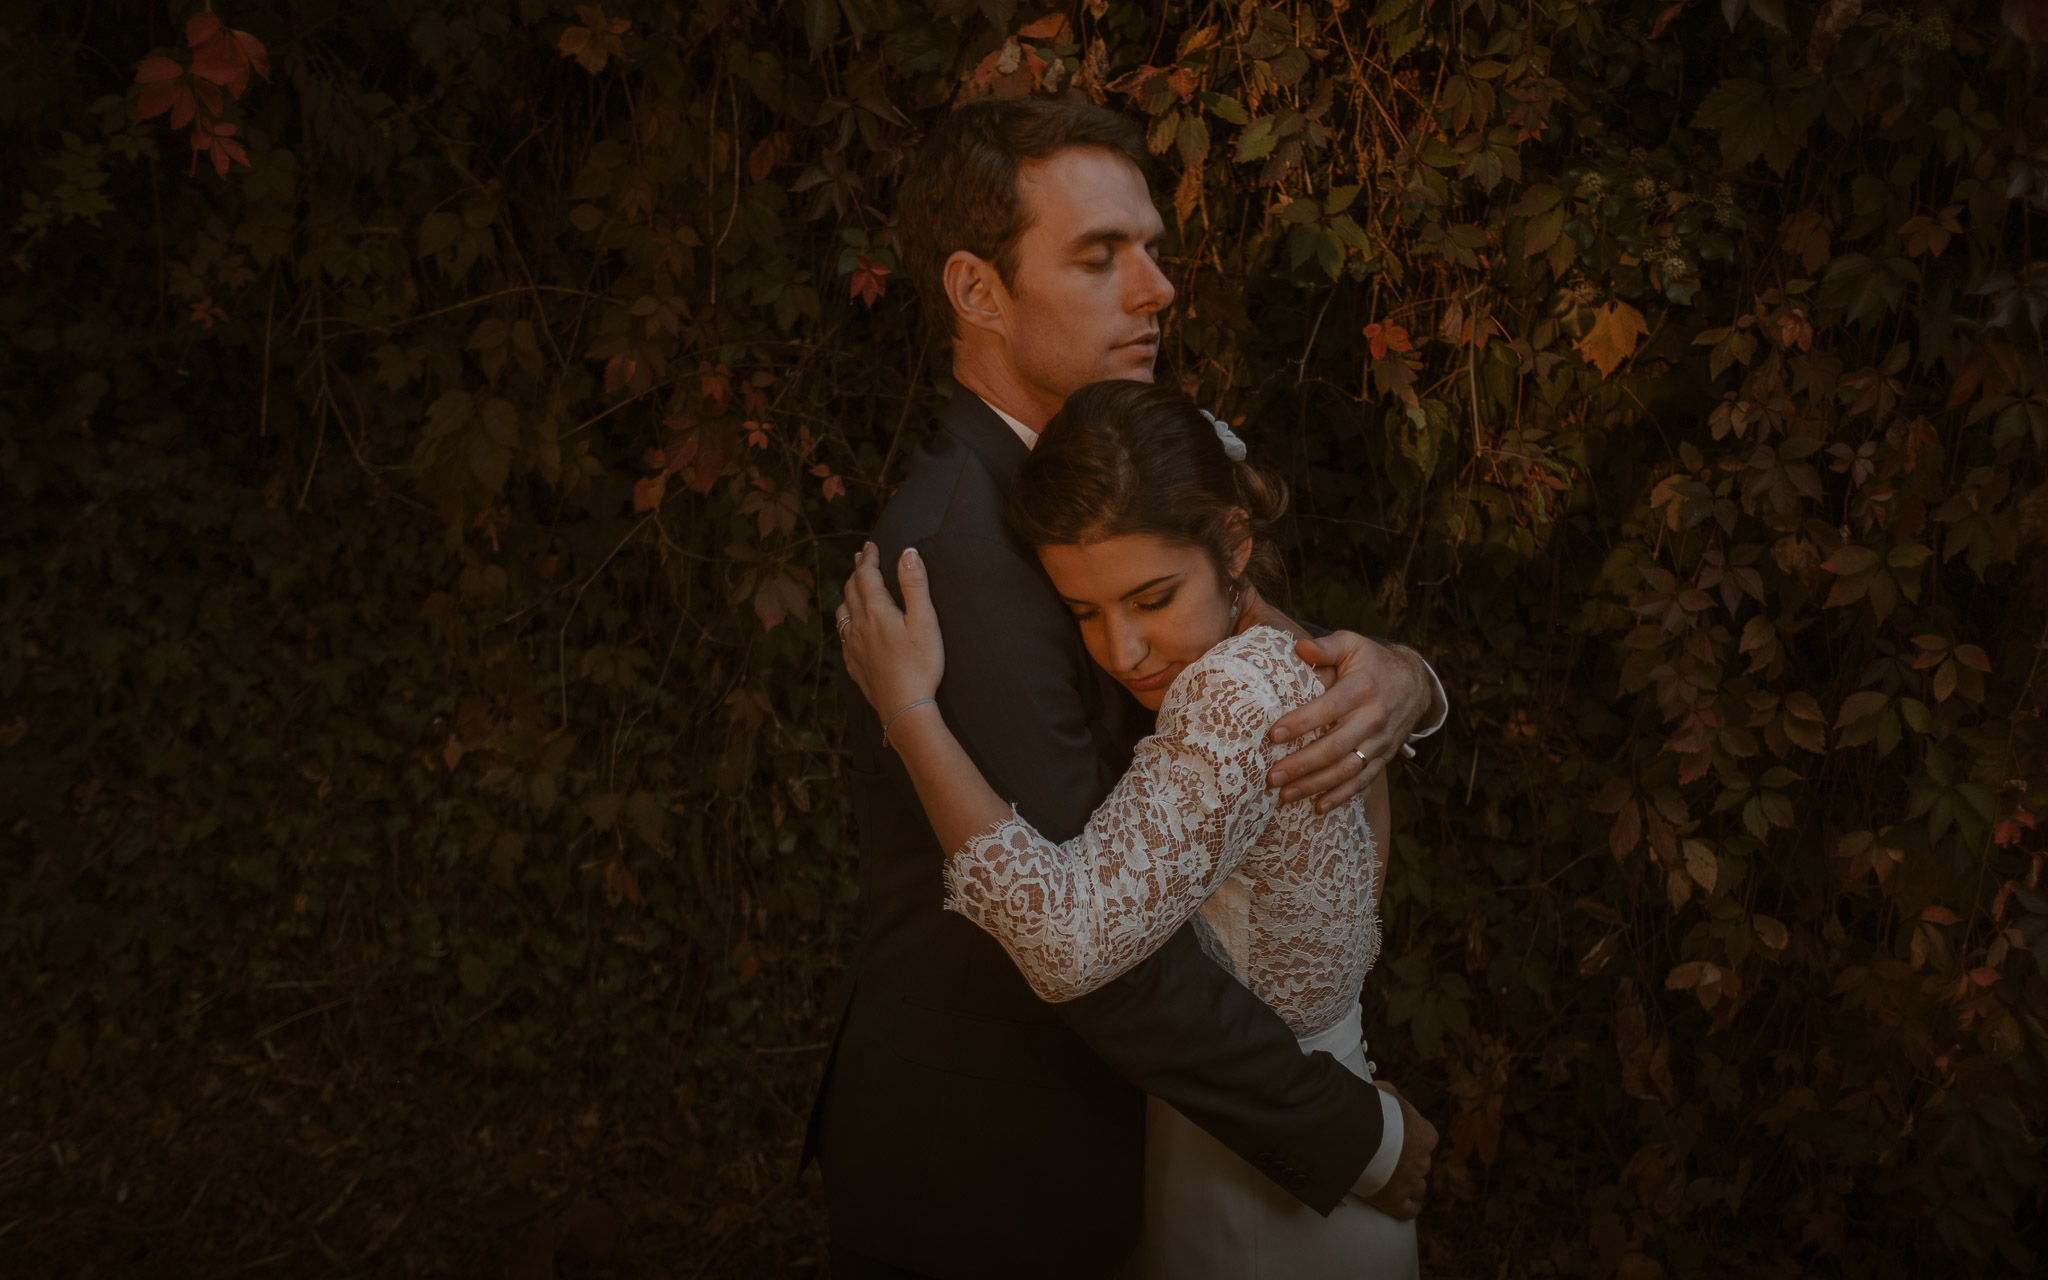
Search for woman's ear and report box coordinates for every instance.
[942,250,1006,338]
[1224,508,1254,578]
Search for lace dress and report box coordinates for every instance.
[943,624,1382,1036]
[943,625,1417,1279]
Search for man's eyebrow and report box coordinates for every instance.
[1068,227,1163,252]
[1058,573,1182,605]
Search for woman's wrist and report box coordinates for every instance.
[879,695,941,749]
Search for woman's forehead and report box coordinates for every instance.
[1038,534,1206,595]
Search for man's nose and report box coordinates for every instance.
[1130,250,1174,315]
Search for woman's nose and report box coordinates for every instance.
[1105,615,1148,672]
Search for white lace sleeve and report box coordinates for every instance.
[941,651,1284,1002]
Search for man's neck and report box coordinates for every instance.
[951,349,1058,433]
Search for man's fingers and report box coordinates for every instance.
[1275,746,1390,806]
[1294,631,1366,672]
[1309,763,1376,813]
[1270,718,1394,797]
[1272,681,1371,745]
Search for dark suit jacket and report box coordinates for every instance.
[805,389,1385,1279]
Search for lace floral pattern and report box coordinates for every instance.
[942,626,1383,1037]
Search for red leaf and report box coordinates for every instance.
[1994,808,2037,847]
[1362,321,1412,360]
[1590,777,1635,814]
[1609,802,1643,861]
[632,473,668,513]
[233,30,271,83]
[134,54,184,85]
[137,79,196,127]
[212,134,247,178]
[1919,905,1960,926]
[699,362,731,407]
[189,18,269,97]
[686,425,730,493]
[850,254,891,308]
[1017,13,1070,39]
[2007,0,2048,42]
[188,119,250,178]
[185,11,223,47]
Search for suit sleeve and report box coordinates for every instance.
[886,531,1385,1215]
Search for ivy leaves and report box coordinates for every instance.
[131,10,270,177]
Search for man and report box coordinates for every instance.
[805,97,1445,1280]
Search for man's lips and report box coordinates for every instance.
[1115,333,1159,354]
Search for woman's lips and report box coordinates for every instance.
[1121,665,1177,693]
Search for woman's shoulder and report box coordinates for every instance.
[1168,625,1320,714]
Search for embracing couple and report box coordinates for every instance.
[804,96,1447,1279]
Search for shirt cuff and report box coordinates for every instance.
[1350,1087,1405,1198]
[1404,655,1448,747]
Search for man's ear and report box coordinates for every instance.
[942,250,1007,338]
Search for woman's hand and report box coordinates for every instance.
[837,542,945,723]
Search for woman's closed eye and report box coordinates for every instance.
[1133,589,1177,612]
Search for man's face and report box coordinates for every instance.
[998,148,1173,409]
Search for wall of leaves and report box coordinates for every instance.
[4,0,2045,1272]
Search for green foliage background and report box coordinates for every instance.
[4,0,2046,1273]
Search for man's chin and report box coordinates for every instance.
[1103,355,1158,384]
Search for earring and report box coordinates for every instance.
[1228,579,1244,622]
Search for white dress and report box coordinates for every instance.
[943,625,1420,1279]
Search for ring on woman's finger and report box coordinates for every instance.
[1352,748,1370,767]
[836,613,853,636]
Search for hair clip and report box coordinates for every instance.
[1199,409,1248,461]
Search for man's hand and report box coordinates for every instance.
[1265,632,1440,811]
[1363,1081,1437,1221]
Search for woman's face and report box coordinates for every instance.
[1037,533,1239,711]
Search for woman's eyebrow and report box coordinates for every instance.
[1059,573,1181,605]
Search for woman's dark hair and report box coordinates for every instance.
[1009,380,1288,600]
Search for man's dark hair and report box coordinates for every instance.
[896,97,1151,340]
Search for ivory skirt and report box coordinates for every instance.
[1120,1004,1422,1279]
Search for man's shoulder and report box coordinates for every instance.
[872,424,1012,551]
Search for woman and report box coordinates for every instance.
[836,379,1419,1278]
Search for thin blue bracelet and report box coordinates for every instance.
[880,698,937,748]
